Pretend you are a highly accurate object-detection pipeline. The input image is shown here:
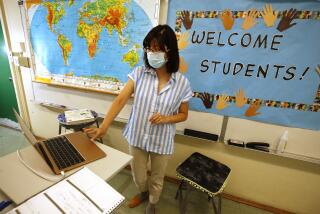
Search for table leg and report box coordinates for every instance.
[95,121,103,144]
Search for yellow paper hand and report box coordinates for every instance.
[178,31,189,50]
[261,4,278,27]
[179,56,188,73]
[316,65,320,77]
[220,10,234,30]
[235,89,247,108]
[242,9,259,30]
[216,95,229,110]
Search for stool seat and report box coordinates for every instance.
[177,152,231,197]
[175,152,231,214]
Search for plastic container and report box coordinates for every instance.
[276,130,288,153]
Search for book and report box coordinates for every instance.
[8,167,125,214]
[64,109,95,125]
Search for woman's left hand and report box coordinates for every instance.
[149,112,168,124]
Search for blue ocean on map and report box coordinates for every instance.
[30,1,152,83]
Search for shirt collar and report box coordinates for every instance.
[170,72,177,83]
[144,67,153,73]
[145,68,177,83]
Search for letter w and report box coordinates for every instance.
[191,31,205,44]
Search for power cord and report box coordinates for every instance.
[17,150,65,182]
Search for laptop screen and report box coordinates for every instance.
[13,109,38,146]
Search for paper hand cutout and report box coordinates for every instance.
[261,4,278,27]
[216,95,229,110]
[178,31,189,50]
[277,8,297,32]
[316,65,320,77]
[199,92,213,109]
[181,10,194,30]
[179,56,188,73]
[245,100,261,117]
[220,10,234,30]
[235,89,247,108]
[242,9,259,30]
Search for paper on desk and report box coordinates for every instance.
[46,180,101,214]
[7,167,124,214]
[7,194,61,214]
[68,167,125,213]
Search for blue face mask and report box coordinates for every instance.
[147,51,167,69]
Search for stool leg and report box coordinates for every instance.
[59,125,62,135]
[175,181,182,200]
[179,182,191,214]
[218,194,222,214]
[175,180,187,200]
[211,194,222,214]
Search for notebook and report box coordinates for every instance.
[7,167,125,214]
[64,109,95,125]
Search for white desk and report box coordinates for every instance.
[0,143,132,205]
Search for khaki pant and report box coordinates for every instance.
[129,146,171,204]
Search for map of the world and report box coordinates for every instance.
[26,0,158,91]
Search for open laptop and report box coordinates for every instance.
[14,110,106,175]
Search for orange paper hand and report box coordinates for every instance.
[245,100,261,117]
[179,56,188,73]
[261,4,278,27]
[220,10,234,30]
[242,9,259,30]
[216,95,229,110]
[235,89,247,108]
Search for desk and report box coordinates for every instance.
[0,143,132,205]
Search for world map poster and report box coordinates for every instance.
[168,0,320,130]
[25,0,159,93]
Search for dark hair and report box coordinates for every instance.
[143,25,179,73]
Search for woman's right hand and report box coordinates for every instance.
[83,127,106,141]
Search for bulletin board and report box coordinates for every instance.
[167,0,320,130]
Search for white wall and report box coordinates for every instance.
[2,0,320,213]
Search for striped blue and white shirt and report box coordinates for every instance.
[123,66,193,155]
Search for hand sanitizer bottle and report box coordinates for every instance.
[276,130,288,153]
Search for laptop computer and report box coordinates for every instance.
[14,110,106,175]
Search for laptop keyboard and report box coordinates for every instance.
[43,136,85,170]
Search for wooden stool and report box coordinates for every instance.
[175,152,231,214]
[57,110,103,143]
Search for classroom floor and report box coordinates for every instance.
[0,125,273,214]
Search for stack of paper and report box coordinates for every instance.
[64,109,95,125]
[8,167,125,214]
